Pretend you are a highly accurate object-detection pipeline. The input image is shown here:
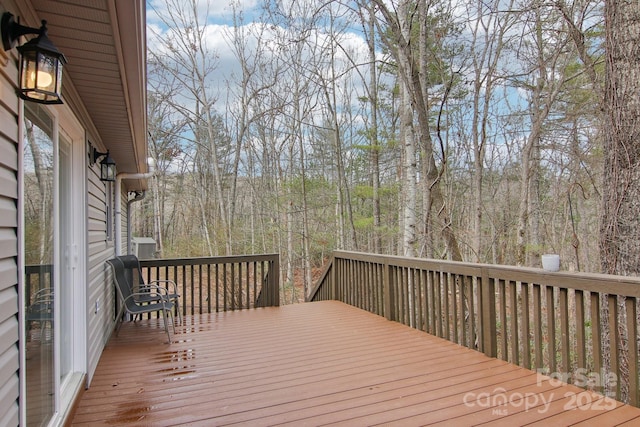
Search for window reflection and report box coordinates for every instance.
[24,104,55,427]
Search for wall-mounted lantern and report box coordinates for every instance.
[90,147,117,182]
[1,12,67,104]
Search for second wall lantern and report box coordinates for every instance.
[91,147,117,182]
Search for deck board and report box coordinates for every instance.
[69,300,640,426]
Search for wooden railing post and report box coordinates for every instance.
[480,268,497,358]
[271,255,280,306]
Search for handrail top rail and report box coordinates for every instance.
[326,250,640,297]
[139,253,279,267]
[25,264,53,271]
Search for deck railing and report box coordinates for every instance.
[308,250,640,407]
[139,254,280,316]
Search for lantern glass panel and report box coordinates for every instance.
[19,47,63,103]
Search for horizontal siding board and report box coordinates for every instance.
[88,240,108,259]
[0,229,17,259]
[0,346,18,392]
[0,258,17,292]
[0,288,17,326]
[0,197,17,228]
[0,58,18,121]
[0,107,18,147]
[87,205,106,221]
[0,167,17,199]
[0,134,17,171]
[0,316,18,365]
[0,374,18,427]
[88,205,107,218]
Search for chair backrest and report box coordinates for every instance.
[106,258,138,312]
[117,254,145,294]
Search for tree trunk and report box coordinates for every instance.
[600,0,640,275]
[400,65,417,257]
[367,4,382,254]
[372,0,463,261]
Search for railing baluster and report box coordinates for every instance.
[435,271,442,338]
[215,263,220,312]
[520,282,530,369]
[418,268,423,330]
[459,275,465,346]
[499,279,507,360]
[575,290,585,371]
[232,263,237,310]
[244,261,248,309]
[198,264,203,315]
[252,261,257,308]
[468,276,475,350]
[443,271,450,340]
[591,292,602,387]
[533,284,543,370]
[223,263,228,311]
[428,270,435,335]
[189,265,194,316]
[625,296,638,407]
[451,274,458,343]
[608,294,620,399]
[559,287,570,373]
[509,280,518,365]
[546,285,556,373]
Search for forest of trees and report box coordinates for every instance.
[132,0,640,296]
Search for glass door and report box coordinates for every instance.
[24,105,55,427]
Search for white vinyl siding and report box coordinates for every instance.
[0,28,21,426]
[85,165,117,385]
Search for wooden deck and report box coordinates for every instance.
[70,301,640,426]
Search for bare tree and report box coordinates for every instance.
[369,0,463,260]
[512,3,571,266]
[149,0,233,254]
[465,0,517,262]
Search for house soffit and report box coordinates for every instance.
[29,0,148,187]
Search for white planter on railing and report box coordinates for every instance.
[541,254,560,272]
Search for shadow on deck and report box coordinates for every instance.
[70,301,640,426]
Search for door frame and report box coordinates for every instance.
[56,109,88,418]
[18,101,88,426]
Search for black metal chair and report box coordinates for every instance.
[117,254,182,325]
[107,258,175,343]
[26,288,54,341]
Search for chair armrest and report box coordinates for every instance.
[149,279,180,296]
[138,284,168,295]
[136,283,171,298]
[124,287,171,309]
